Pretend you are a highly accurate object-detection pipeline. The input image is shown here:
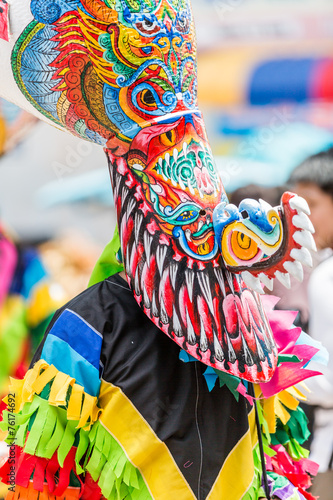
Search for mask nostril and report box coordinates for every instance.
[199,209,206,216]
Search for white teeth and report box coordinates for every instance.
[143,284,151,309]
[213,329,224,362]
[160,296,169,324]
[173,306,183,337]
[292,213,315,233]
[258,273,274,291]
[275,270,291,289]
[144,231,153,264]
[179,177,186,190]
[185,269,195,303]
[183,142,188,158]
[151,183,163,194]
[226,332,236,363]
[126,198,136,220]
[198,272,214,315]
[198,186,204,199]
[242,334,254,366]
[186,308,196,345]
[289,195,311,215]
[156,245,168,276]
[214,267,226,297]
[132,163,144,171]
[293,230,317,252]
[199,141,205,151]
[290,247,313,268]
[226,271,235,294]
[158,158,163,168]
[283,260,304,282]
[121,186,129,206]
[169,263,178,289]
[171,177,177,187]
[185,229,192,242]
[134,212,143,244]
[206,214,211,225]
[152,290,159,317]
[198,220,204,231]
[200,316,209,352]
[173,148,179,162]
[134,266,141,296]
[241,271,264,294]
[129,244,136,274]
[165,152,170,166]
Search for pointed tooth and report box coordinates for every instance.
[197,220,204,231]
[126,198,136,220]
[283,260,304,282]
[185,269,195,303]
[199,316,208,352]
[293,230,317,252]
[290,247,313,268]
[292,212,314,233]
[113,174,121,201]
[198,186,204,199]
[213,329,224,362]
[171,177,177,187]
[134,266,141,296]
[173,306,183,337]
[242,334,254,366]
[169,263,178,289]
[125,244,131,276]
[255,333,266,362]
[275,270,291,289]
[129,244,136,277]
[182,142,188,158]
[198,272,214,315]
[226,332,236,364]
[156,245,168,276]
[241,271,264,294]
[152,290,159,317]
[258,272,274,291]
[186,308,196,345]
[160,296,169,324]
[121,186,129,206]
[214,267,226,297]
[143,231,153,264]
[173,148,178,162]
[165,152,170,166]
[143,283,151,309]
[289,195,311,215]
[185,229,192,242]
[134,212,143,244]
[226,271,236,294]
[158,157,163,168]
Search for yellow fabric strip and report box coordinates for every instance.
[206,407,257,500]
[99,379,196,500]
[5,360,100,429]
[274,399,290,426]
[67,384,84,420]
[31,364,59,394]
[49,372,74,406]
[278,390,299,412]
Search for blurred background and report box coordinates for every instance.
[1,1,333,496]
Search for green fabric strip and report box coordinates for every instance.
[88,227,124,287]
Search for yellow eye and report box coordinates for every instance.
[141,89,156,107]
[160,129,176,147]
[231,231,258,260]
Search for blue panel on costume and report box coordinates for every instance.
[249,58,315,105]
[41,334,101,396]
[47,308,103,371]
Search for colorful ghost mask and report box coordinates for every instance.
[0,0,315,383]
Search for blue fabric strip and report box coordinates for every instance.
[41,334,100,396]
[48,308,102,371]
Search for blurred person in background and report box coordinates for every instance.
[289,149,333,495]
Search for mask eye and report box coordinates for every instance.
[177,210,198,222]
[135,16,160,35]
[231,231,259,260]
[141,89,156,106]
[160,129,176,147]
[176,15,190,33]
